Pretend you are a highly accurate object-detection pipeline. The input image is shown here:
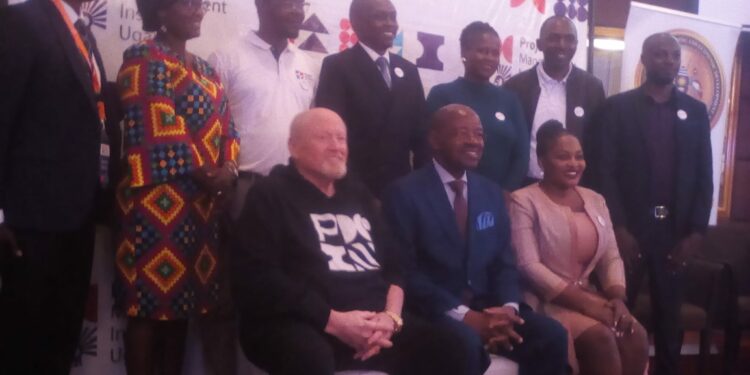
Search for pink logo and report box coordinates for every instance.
[339,19,359,52]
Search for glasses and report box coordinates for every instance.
[277,0,310,11]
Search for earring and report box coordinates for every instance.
[461,57,467,63]
[160,25,167,33]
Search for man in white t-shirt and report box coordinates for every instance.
[210,0,319,218]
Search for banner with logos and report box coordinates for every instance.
[621,2,741,224]
[3,0,590,373]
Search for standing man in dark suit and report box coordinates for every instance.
[383,104,568,375]
[315,0,429,197]
[0,0,109,373]
[592,33,713,375]
[503,15,605,186]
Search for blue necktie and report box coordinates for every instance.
[376,56,392,89]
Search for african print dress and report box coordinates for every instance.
[114,39,240,320]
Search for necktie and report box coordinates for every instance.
[74,20,96,76]
[448,180,467,239]
[376,56,392,89]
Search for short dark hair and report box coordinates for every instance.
[459,21,499,50]
[536,120,574,159]
[136,0,177,32]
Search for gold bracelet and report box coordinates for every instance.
[383,310,403,333]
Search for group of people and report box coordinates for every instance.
[0,0,713,375]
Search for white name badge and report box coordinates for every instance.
[574,106,585,118]
[100,143,110,158]
[394,67,405,78]
[677,109,688,120]
[495,112,506,121]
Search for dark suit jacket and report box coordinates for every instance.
[315,44,429,197]
[382,164,521,317]
[594,86,713,243]
[502,64,606,140]
[0,0,106,231]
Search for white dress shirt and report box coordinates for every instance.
[358,42,391,85]
[528,63,572,179]
[209,32,319,175]
[432,160,519,320]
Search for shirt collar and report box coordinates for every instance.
[359,42,390,64]
[60,0,80,24]
[433,159,467,185]
[638,84,679,107]
[537,62,572,85]
[248,31,294,54]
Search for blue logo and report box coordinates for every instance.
[476,212,495,231]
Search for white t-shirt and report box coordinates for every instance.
[209,31,319,175]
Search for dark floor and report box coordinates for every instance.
[665,331,750,375]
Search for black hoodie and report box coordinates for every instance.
[231,163,404,330]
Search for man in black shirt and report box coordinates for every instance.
[231,108,468,375]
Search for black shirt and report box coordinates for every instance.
[640,88,677,207]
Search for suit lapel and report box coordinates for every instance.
[40,0,97,111]
[424,166,464,246]
[527,67,541,132]
[352,44,391,104]
[466,173,482,259]
[631,89,652,178]
[565,68,584,136]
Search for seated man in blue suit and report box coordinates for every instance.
[383,104,568,375]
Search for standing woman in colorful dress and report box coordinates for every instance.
[114,0,239,373]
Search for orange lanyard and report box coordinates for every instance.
[50,0,106,122]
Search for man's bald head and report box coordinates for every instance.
[430,104,484,177]
[537,15,577,71]
[539,15,576,40]
[349,0,398,54]
[289,108,348,181]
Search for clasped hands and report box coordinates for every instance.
[587,298,636,338]
[463,306,524,353]
[325,310,399,362]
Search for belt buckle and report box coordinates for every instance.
[653,205,669,220]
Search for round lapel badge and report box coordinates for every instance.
[394,67,405,78]
[574,106,585,118]
[495,112,506,121]
[677,109,688,121]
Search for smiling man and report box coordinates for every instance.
[503,15,605,186]
[315,0,429,197]
[231,108,469,375]
[383,105,568,375]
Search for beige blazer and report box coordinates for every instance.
[509,184,626,310]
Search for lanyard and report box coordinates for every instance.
[50,0,106,123]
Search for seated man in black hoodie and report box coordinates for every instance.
[231,108,469,375]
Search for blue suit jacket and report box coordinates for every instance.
[382,164,521,317]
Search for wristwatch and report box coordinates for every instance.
[384,310,403,333]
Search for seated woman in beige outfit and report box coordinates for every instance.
[510,121,648,375]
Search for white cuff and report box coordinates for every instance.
[445,304,470,321]
[503,302,520,315]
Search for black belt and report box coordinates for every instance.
[651,205,671,220]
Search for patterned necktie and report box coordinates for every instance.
[449,180,467,239]
[376,56,392,89]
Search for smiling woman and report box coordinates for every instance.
[425,21,530,192]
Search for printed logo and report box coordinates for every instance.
[338,18,358,51]
[476,212,495,231]
[554,0,589,22]
[634,29,725,128]
[492,36,514,85]
[295,70,314,90]
[416,32,444,71]
[72,285,99,367]
[511,0,545,14]
[81,0,107,30]
[311,213,381,272]
[298,12,329,54]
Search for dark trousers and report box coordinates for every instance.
[626,219,683,375]
[432,305,569,375]
[0,224,96,375]
[239,314,470,375]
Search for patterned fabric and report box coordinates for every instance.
[115,40,239,320]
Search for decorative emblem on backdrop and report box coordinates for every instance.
[510,0,545,14]
[81,0,107,30]
[339,19,358,51]
[554,0,589,23]
[416,32,445,71]
[72,285,99,367]
[634,29,725,128]
[492,36,514,85]
[298,13,329,54]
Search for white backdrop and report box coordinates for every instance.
[621,2,741,224]
[5,0,590,373]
